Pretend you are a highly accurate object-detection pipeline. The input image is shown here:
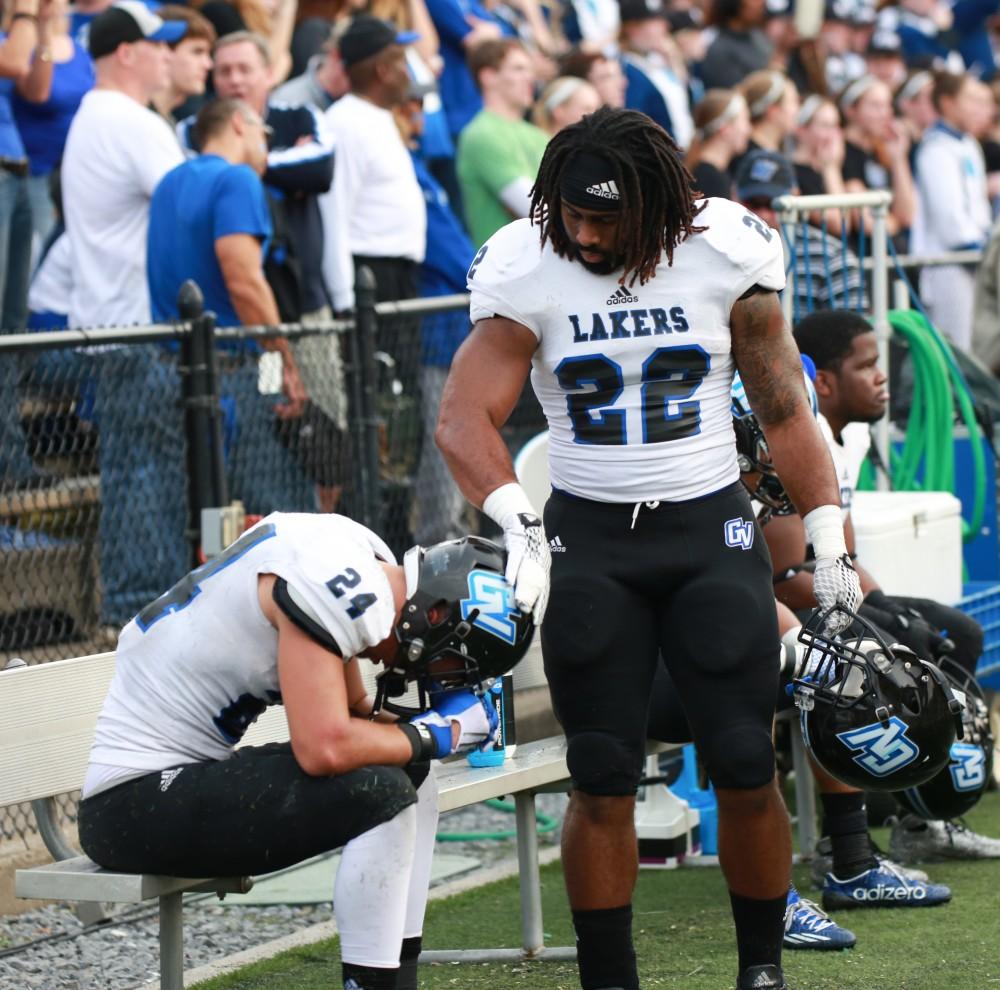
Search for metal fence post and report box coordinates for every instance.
[355,266,382,531]
[178,281,228,565]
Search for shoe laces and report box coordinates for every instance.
[873,858,912,887]
[793,898,834,932]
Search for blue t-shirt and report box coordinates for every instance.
[425,0,513,138]
[148,155,271,328]
[0,37,26,160]
[13,42,94,176]
[411,152,474,366]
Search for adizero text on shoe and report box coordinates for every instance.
[784,890,856,950]
[738,964,787,989]
[810,837,929,888]
[889,815,1000,863]
[821,861,951,910]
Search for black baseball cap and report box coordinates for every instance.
[338,15,419,68]
[734,150,796,201]
[619,0,667,24]
[88,1,187,59]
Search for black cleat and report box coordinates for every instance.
[738,964,787,989]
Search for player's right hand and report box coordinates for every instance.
[503,512,551,624]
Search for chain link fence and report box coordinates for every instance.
[0,276,544,850]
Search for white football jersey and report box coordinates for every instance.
[468,198,786,502]
[818,414,872,520]
[83,513,397,796]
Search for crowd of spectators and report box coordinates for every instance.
[2,0,999,346]
[5,0,1000,617]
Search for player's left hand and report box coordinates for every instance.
[503,512,551,624]
[813,553,862,634]
[412,689,499,752]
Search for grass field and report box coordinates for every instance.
[196,791,1000,990]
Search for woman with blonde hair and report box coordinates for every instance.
[532,75,600,134]
[740,68,799,153]
[792,93,847,231]
[685,88,750,198]
[840,73,916,237]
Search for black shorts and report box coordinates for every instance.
[78,743,418,877]
[541,482,780,793]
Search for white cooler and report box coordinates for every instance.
[850,491,964,603]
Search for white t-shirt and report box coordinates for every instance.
[28,233,71,316]
[468,198,786,503]
[817,413,871,519]
[62,89,184,329]
[83,513,397,797]
[319,93,427,312]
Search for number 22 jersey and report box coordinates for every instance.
[468,198,785,503]
[83,513,397,797]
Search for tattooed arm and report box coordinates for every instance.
[730,289,841,517]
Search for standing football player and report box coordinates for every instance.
[436,106,862,990]
[78,513,532,990]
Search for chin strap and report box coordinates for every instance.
[923,658,966,740]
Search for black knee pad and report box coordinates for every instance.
[567,731,645,796]
[698,723,775,791]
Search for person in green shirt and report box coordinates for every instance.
[456,38,549,246]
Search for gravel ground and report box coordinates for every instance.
[0,793,569,990]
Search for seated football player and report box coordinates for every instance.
[77,513,533,990]
[789,308,1000,866]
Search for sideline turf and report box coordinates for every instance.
[195,790,1000,990]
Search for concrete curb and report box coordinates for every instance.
[178,844,563,988]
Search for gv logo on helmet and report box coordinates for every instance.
[949,742,986,791]
[461,570,518,645]
[836,716,920,777]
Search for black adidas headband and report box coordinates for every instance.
[559,151,622,211]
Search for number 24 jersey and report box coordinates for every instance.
[84,513,396,795]
[468,198,785,503]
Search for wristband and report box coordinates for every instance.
[482,482,536,530]
[803,504,847,560]
[397,721,437,762]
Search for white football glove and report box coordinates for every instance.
[411,689,498,755]
[482,483,551,624]
[804,505,862,635]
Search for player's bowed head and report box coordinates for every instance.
[374,536,535,715]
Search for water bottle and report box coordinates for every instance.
[467,676,517,767]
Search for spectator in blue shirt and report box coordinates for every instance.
[423,0,512,139]
[0,0,57,333]
[394,89,473,543]
[144,97,314,614]
[0,0,57,494]
[12,0,94,259]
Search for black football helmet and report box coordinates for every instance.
[792,606,963,791]
[731,363,819,519]
[373,536,535,714]
[897,655,995,820]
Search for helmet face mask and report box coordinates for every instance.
[373,536,535,714]
[897,655,995,819]
[793,606,962,791]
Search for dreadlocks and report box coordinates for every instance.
[530,106,706,287]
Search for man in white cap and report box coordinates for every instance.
[62,0,186,329]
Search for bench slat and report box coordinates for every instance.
[0,653,116,806]
[15,856,252,903]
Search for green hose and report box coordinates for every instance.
[436,798,560,842]
[858,310,987,544]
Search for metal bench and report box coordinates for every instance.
[2,652,695,989]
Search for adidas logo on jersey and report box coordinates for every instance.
[586,179,620,200]
[606,286,638,306]
[548,536,567,552]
